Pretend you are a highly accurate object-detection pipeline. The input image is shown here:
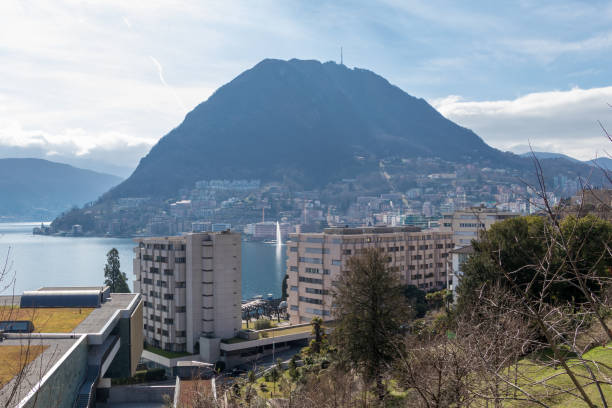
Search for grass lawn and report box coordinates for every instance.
[0,306,93,332]
[223,324,314,344]
[144,344,191,359]
[266,324,312,336]
[0,345,48,387]
[508,344,612,407]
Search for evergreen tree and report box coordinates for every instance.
[281,274,288,301]
[332,248,410,400]
[104,248,130,293]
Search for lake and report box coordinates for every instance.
[0,222,286,300]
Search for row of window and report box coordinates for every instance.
[141,243,186,250]
[305,267,330,275]
[459,223,485,228]
[306,308,330,316]
[305,287,329,295]
[298,276,323,285]
[299,296,323,305]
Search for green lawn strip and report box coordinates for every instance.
[506,344,612,407]
[143,344,191,359]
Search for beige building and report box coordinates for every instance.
[134,231,241,354]
[441,207,521,247]
[286,226,454,324]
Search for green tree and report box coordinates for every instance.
[332,248,410,400]
[104,248,130,293]
[403,285,428,318]
[310,316,325,354]
[269,366,280,396]
[281,274,289,301]
[457,215,612,312]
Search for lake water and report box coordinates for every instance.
[0,222,286,300]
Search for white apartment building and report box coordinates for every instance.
[286,226,454,324]
[133,231,241,354]
[441,207,521,247]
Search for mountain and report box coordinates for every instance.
[107,58,534,200]
[590,157,612,171]
[520,152,612,171]
[519,151,581,163]
[0,158,122,220]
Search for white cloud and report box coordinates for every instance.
[432,86,612,160]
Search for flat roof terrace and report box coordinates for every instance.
[0,292,141,407]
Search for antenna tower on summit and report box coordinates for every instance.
[340,46,343,65]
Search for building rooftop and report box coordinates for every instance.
[0,289,141,407]
[322,226,422,235]
[450,245,475,254]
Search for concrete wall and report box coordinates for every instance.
[107,384,174,404]
[22,336,88,408]
[212,233,241,339]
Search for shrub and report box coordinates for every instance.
[254,319,272,330]
[215,361,226,372]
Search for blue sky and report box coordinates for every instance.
[1,0,611,176]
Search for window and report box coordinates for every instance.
[176,306,186,313]
[155,256,168,262]
[164,318,174,325]
[290,247,298,252]
[298,257,322,264]
[306,247,329,254]
[176,282,186,288]
[343,249,352,255]
[299,296,323,305]
[290,305,299,311]
[164,269,174,276]
[290,266,298,272]
[156,280,167,288]
[331,260,342,266]
[149,267,159,274]
[163,294,174,300]
[290,286,298,291]
[306,237,324,243]
[176,330,186,337]
[175,257,186,263]
[306,287,329,295]
[306,308,330,316]
[143,278,153,284]
[299,276,322,285]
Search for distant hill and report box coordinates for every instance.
[106,58,544,200]
[520,152,612,171]
[0,158,122,220]
[519,151,581,163]
[590,157,612,171]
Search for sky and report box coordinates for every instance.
[1,0,611,177]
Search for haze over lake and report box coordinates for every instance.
[0,222,285,299]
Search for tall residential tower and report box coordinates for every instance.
[133,231,241,354]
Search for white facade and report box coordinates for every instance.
[133,231,241,354]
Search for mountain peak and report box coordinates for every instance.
[107,58,514,200]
